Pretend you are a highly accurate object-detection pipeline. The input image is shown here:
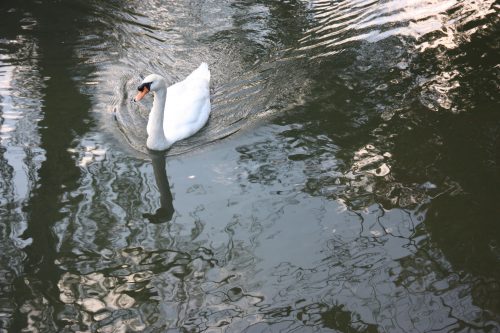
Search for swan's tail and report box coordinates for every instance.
[190,62,210,82]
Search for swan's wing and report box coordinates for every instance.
[185,62,210,82]
[163,76,211,142]
[165,79,209,119]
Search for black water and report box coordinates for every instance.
[0,0,499,332]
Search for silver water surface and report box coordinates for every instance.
[0,0,499,332]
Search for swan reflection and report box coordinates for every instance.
[143,149,174,223]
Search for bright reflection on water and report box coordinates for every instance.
[0,0,499,332]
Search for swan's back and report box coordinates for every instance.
[163,63,211,144]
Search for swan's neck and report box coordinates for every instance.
[147,88,169,150]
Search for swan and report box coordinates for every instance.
[133,63,211,151]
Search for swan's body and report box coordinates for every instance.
[134,63,211,151]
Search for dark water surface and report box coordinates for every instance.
[1,0,499,332]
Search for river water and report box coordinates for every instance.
[0,0,499,332]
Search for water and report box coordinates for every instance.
[0,0,499,332]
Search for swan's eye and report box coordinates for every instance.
[138,82,152,92]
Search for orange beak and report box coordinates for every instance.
[134,86,149,102]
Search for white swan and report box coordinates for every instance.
[134,63,211,151]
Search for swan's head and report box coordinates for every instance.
[134,74,166,102]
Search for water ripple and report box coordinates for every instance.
[299,0,496,57]
[96,0,498,156]
[2,0,499,331]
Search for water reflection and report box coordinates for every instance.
[143,150,174,223]
[1,0,499,331]
[232,128,500,331]
[0,6,46,330]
